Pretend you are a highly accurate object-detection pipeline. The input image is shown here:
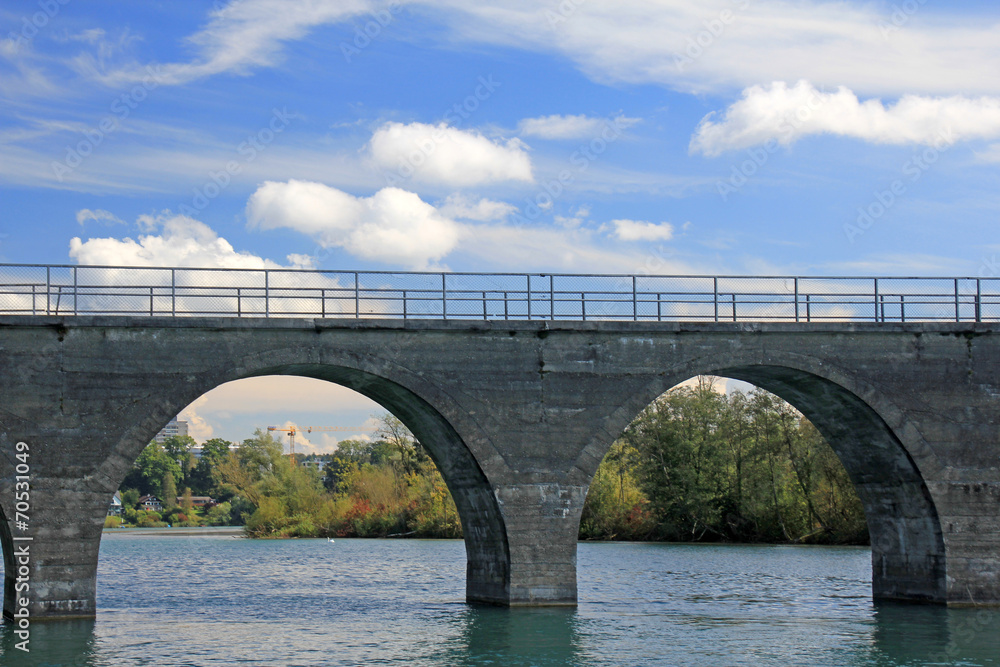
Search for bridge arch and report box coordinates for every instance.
[93,348,511,606]
[578,353,947,603]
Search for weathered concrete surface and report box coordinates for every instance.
[1,316,998,619]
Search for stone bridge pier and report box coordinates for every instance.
[1,316,999,620]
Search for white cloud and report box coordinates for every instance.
[368,121,533,187]
[518,114,640,140]
[247,180,461,269]
[69,213,311,268]
[57,1,1000,99]
[76,208,125,226]
[433,1,1000,97]
[437,193,516,221]
[78,0,377,86]
[458,222,690,274]
[690,81,1000,156]
[179,395,215,442]
[612,219,674,242]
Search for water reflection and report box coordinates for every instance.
[3,536,1000,666]
[871,602,1000,665]
[443,606,583,666]
[0,618,99,666]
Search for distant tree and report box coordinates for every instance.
[373,412,430,474]
[181,487,194,514]
[163,435,198,476]
[188,438,234,498]
[331,439,372,464]
[126,442,183,498]
[121,488,141,510]
[162,472,178,510]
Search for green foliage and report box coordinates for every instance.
[161,471,178,510]
[205,501,233,526]
[583,379,869,545]
[121,488,140,509]
[114,396,865,546]
[125,442,182,498]
[104,516,122,529]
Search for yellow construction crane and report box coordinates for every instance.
[266,425,377,465]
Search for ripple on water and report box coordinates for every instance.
[1,535,998,666]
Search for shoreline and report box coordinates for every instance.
[104,526,244,537]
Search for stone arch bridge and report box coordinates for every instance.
[0,268,998,619]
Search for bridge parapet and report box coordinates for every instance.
[2,264,998,323]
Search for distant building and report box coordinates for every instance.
[138,495,163,512]
[154,418,189,444]
[108,491,122,516]
[177,496,215,508]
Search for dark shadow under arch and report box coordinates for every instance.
[583,362,947,603]
[96,362,511,606]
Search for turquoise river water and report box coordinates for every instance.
[1,529,998,666]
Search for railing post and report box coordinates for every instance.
[632,276,637,321]
[171,269,176,317]
[526,274,532,320]
[976,278,982,322]
[403,290,407,320]
[794,277,799,323]
[900,295,905,323]
[806,294,811,322]
[442,273,448,320]
[73,266,78,315]
[264,270,270,318]
[149,287,154,317]
[46,266,51,315]
[657,293,662,322]
[874,278,880,322]
[550,275,555,320]
[321,288,326,318]
[954,278,960,322]
[504,291,509,320]
[355,272,360,318]
[482,291,487,320]
[581,292,586,321]
[237,287,242,317]
[713,277,719,322]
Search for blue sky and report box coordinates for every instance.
[3,0,999,449]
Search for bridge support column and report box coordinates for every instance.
[931,481,1000,606]
[0,476,107,620]
[490,483,586,605]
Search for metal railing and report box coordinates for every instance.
[0,264,997,323]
